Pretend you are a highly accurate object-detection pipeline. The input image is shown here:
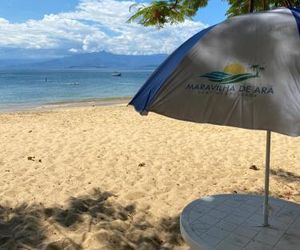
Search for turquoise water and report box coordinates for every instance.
[0,69,151,111]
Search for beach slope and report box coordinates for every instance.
[0,105,299,249]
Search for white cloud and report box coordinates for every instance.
[0,0,207,55]
[69,48,79,53]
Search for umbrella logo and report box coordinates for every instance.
[201,63,264,84]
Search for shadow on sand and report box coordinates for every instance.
[0,203,45,249]
[0,188,183,250]
[270,168,300,183]
[231,166,300,201]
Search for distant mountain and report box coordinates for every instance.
[0,48,69,68]
[20,51,168,70]
[0,58,50,68]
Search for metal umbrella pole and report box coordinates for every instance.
[263,130,271,227]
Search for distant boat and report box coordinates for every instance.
[112,72,122,76]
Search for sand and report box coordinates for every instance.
[0,104,299,249]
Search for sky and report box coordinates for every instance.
[0,0,229,58]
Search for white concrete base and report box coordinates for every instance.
[180,194,300,250]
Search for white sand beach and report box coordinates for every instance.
[0,104,299,249]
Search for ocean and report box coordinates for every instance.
[0,69,152,111]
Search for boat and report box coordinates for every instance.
[112,72,122,76]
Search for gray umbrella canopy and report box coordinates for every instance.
[130,8,300,226]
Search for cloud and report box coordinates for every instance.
[0,0,207,56]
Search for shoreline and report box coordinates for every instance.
[0,96,132,113]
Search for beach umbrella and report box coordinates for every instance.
[129,7,300,227]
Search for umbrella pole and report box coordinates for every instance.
[263,130,271,227]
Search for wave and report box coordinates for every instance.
[64,82,80,86]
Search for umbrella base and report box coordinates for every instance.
[180,194,300,250]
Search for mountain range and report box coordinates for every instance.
[0,51,168,70]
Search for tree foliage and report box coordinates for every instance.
[128,0,300,27]
[227,0,300,17]
[128,0,208,27]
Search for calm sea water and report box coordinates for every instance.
[0,69,152,111]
